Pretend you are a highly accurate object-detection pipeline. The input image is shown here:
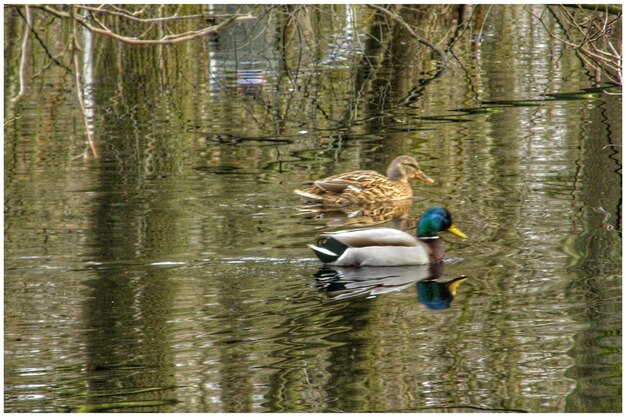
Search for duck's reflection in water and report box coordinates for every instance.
[297,199,415,229]
[314,262,467,310]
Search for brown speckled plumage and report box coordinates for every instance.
[294,155,433,206]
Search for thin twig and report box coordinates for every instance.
[108,4,149,17]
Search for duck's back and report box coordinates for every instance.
[318,169,384,184]
[336,246,431,266]
[328,227,419,247]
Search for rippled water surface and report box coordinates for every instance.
[4,5,621,413]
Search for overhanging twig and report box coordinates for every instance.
[31,5,251,45]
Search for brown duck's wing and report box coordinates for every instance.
[327,227,419,248]
[295,170,380,198]
[313,170,384,193]
[337,177,413,204]
[312,179,352,193]
[295,170,412,205]
[324,170,382,181]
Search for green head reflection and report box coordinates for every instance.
[416,276,467,310]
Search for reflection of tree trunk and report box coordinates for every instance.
[71,8,98,158]
[388,6,454,103]
[84,187,179,410]
[81,12,96,153]
[318,303,379,412]
[472,5,486,42]
[82,41,184,412]
[4,11,22,108]
[262,300,376,412]
[279,5,318,74]
[564,96,622,412]
[354,5,459,119]
[158,5,166,88]
[351,6,395,132]
[214,284,255,412]
[11,5,31,103]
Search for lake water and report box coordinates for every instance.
[4,5,621,412]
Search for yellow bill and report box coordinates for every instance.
[447,276,468,296]
[447,223,467,239]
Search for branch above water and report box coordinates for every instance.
[25,4,254,45]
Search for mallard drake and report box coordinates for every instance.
[294,155,433,206]
[308,207,466,266]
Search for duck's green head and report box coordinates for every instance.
[417,207,467,239]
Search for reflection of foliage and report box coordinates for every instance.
[528,5,622,86]
[8,4,254,158]
[6,4,461,160]
[5,4,622,162]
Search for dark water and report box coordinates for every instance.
[4,5,621,413]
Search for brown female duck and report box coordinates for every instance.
[294,155,433,206]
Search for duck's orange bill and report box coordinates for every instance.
[447,224,467,239]
[416,171,434,183]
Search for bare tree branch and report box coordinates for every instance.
[75,5,205,23]
[567,4,622,16]
[528,5,621,85]
[29,4,253,45]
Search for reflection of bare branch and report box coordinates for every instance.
[553,5,621,85]
[6,4,256,160]
[568,4,621,16]
[368,4,448,69]
[11,5,31,102]
[77,4,247,25]
[30,5,252,45]
[528,5,621,85]
[20,11,73,76]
